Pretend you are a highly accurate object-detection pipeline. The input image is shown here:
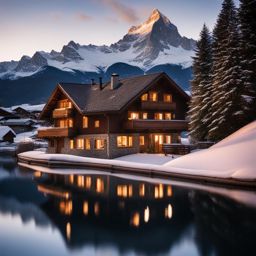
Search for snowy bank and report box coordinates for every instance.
[18,121,256,186]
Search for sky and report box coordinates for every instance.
[0,0,240,61]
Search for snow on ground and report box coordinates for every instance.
[19,121,256,181]
[14,130,37,143]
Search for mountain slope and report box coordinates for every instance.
[0,9,195,79]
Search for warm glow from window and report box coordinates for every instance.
[167,185,172,196]
[139,136,145,146]
[154,135,163,144]
[83,116,88,128]
[59,100,72,109]
[141,93,148,101]
[83,201,89,215]
[77,175,84,187]
[68,118,73,128]
[144,206,150,223]
[165,135,172,144]
[155,113,163,120]
[165,113,172,120]
[59,119,65,128]
[70,139,74,149]
[85,176,91,189]
[59,200,73,215]
[165,204,173,219]
[34,171,41,178]
[149,92,158,102]
[94,202,100,215]
[142,112,148,119]
[131,212,140,227]
[95,120,100,128]
[96,178,104,193]
[154,184,164,198]
[139,183,145,196]
[164,94,172,102]
[95,139,105,150]
[173,113,176,119]
[117,185,133,197]
[77,138,84,149]
[85,138,90,150]
[128,112,139,120]
[59,119,73,128]
[117,136,133,147]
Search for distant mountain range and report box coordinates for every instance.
[0,9,195,106]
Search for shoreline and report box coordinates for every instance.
[18,152,256,189]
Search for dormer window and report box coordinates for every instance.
[141,93,148,101]
[149,92,158,102]
[164,94,172,103]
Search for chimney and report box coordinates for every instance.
[111,73,119,90]
[91,78,95,86]
[99,77,103,90]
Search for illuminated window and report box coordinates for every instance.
[85,138,90,150]
[141,93,148,101]
[68,118,73,128]
[165,135,172,144]
[142,112,148,119]
[95,120,100,128]
[95,139,105,150]
[77,175,84,187]
[85,176,91,189]
[167,185,172,196]
[163,94,172,102]
[128,112,139,120]
[66,222,71,241]
[77,138,84,149]
[165,113,172,120]
[83,201,89,215]
[59,200,73,215]
[154,113,163,120]
[164,204,173,219]
[154,184,164,198]
[59,119,65,128]
[173,113,176,119]
[139,136,145,146]
[83,116,88,128]
[117,136,133,147]
[70,139,74,149]
[130,212,140,227]
[59,100,72,109]
[149,92,158,102]
[94,202,100,215]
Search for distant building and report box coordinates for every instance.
[0,107,17,120]
[0,118,35,133]
[38,72,190,158]
[0,126,16,143]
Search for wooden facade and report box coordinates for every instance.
[38,73,190,158]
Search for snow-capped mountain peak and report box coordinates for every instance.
[0,9,196,79]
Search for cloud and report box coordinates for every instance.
[99,0,139,23]
[75,13,92,22]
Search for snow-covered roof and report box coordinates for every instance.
[0,126,16,140]
[12,104,45,112]
[1,118,34,126]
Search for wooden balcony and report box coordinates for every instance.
[124,119,188,131]
[141,101,176,111]
[37,127,75,138]
[52,108,73,119]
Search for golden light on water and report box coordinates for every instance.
[59,200,73,215]
[167,185,172,197]
[94,202,100,215]
[83,201,89,215]
[96,178,104,193]
[85,176,91,189]
[165,204,173,219]
[69,175,74,184]
[154,184,164,198]
[34,171,41,178]
[131,212,140,227]
[117,185,133,197]
[66,222,71,241]
[77,175,84,187]
[139,184,145,197]
[144,206,150,223]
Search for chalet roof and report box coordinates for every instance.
[1,118,34,126]
[0,126,16,140]
[41,72,190,117]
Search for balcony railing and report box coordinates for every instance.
[52,108,73,119]
[124,119,188,131]
[141,101,176,111]
[37,127,75,138]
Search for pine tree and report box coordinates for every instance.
[239,0,256,121]
[208,0,244,141]
[189,24,213,142]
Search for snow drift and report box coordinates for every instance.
[165,121,256,180]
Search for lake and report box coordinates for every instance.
[0,156,256,256]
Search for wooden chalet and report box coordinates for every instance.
[39,72,190,158]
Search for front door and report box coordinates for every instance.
[153,134,163,153]
[56,138,64,153]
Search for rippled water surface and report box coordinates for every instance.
[0,156,256,256]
